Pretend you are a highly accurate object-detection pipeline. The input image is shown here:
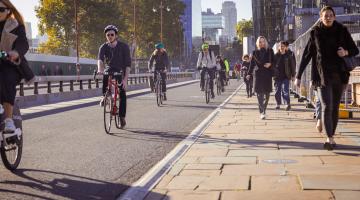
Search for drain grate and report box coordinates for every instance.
[262,159,298,164]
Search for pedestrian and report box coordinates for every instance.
[241,54,252,98]
[273,41,296,111]
[215,55,226,92]
[295,6,359,150]
[247,36,275,120]
[0,0,34,132]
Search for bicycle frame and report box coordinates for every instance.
[107,75,120,116]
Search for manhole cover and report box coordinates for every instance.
[262,159,298,164]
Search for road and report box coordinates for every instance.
[0,80,241,200]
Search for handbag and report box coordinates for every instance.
[343,56,357,72]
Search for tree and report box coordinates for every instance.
[236,19,253,44]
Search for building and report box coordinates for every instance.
[181,0,193,59]
[192,0,202,38]
[25,22,32,39]
[221,1,237,41]
[202,9,224,44]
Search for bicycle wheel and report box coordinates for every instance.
[114,92,122,129]
[103,93,113,134]
[0,131,23,171]
[216,78,221,95]
[156,80,162,106]
[205,76,210,104]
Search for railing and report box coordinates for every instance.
[18,72,194,96]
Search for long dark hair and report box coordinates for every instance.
[0,0,25,25]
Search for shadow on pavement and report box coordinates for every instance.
[109,128,187,143]
[0,168,165,200]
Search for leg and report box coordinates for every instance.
[282,79,290,105]
[331,83,346,134]
[263,92,270,114]
[102,75,109,95]
[274,79,282,106]
[200,69,205,90]
[257,93,264,114]
[209,69,215,97]
[119,86,127,118]
[318,85,334,138]
[161,72,167,92]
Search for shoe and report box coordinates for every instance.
[323,142,333,151]
[260,114,266,120]
[275,105,280,110]
[316,119,322,133]
[286,105,291,111]
[211,93,215,99]
[99,96,105,107]
[222,88,225,92]
[4,118,16,133]
[120,117,126,129]
[329,137,337,148]
[201,88,204,91]
[163,93,167,101]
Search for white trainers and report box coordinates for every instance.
[4,118,16,133]
[260,114,266,120]
[99,96,105,107]
[316,119,322,132]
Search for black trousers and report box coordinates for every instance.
[102,75,127,118]
[257,92,270,114]
[318,73,346,137]
[0,65,20,105]
[245,77,253,97]
[200,68,215,94]
[154,71,167,92]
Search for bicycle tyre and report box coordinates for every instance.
[205,76,210,104]
[115,92,122,129]
[156,80,162,106]
[0,132,23,171]
[103,93,113,134]
[216,78,221,95]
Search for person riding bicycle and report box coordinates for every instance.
[0,0,34,133]
[215,55,226,92]
[223,58,230,85]
[148,42,169,100]
[98,25,131,129]
[197,43,216,98]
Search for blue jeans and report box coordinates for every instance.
[314,90,321,120]
[274,79,290,105]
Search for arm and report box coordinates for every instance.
[290,51,296,78]
[97,45,105,73]
[148,54,155,71]
[296,35,313,80]
[164,52,169,71]
[196,52,202,69]
[10,25,29,64]
[123,43,132,82]
[343,27,359,57]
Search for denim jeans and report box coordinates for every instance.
[274,79,290,105]
[314,90,322,120]
[317,73,346,137]
[257,92,270,114]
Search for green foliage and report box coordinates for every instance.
[36,0,186,59]
[236,19,253,44]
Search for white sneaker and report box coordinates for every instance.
[260,114,266,120]
[4,118,16,133]
[99,97,105,107]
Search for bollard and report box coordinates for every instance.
[79,80,83,90]
[70,80,74,91]
[59,81,63,92]
[88,79,92,89]
[19,83,24,96]
[96,79,99,88]
[47,81,51,93]
[34,82,39,95]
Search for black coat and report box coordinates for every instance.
[249,48,275,93]
[296,21,359,86]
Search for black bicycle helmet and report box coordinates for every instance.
[104,25,119,34]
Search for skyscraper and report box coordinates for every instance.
[192,0,202,37]
[221,1,237,41]
[25,22,32,39]
[181,0,193,58]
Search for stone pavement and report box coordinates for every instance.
[144,88,360,200]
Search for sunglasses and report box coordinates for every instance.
[106,33,115,37]
[0,7,9,13]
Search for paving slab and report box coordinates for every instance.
[228,149,281,157]
[199,156,256,164]
[166,176,207,190]
[287,164,360,175]
[155,175,175,189]
[299,175,360,190]
[320,155,360,165]
[144,189,167,200]
[184,164,222,170]
[180,170,221,176]
[333,190,360,200]
[184,148,228,157]
[222,164,286,176]
[164,191,220,200]
[221,191,333,200]
[251,176,301,191]
[197,175,250,190]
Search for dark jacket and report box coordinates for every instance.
[249,48,275,93]
[274,50,296,80]
[0,18,34,82]
[241,61,252,82]
[296,21,359,86]
[148,50,169,71]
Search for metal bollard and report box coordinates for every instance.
[59,81,63,92]
[70,80,74,91]
[79,80,83,90]
[47,81,51,93]
[19,83,24,96]
[34,82,39,95]
[96,79,99,88]
[88,79,92,89]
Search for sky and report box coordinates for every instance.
[201,0,252,21]
[12,0,252,39]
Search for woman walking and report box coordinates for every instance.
[241,54,252,98]
[295,6,359,150]
[247,36,275,119]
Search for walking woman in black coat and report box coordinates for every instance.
[295,6,359,150]
[0,0,32,133]
[247,36,275,120]
[241,54,252,98]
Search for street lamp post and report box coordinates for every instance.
[133,0,138,74]
[74,0,80,77]
[153,0,170,42]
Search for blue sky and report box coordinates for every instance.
[12,0,252,38]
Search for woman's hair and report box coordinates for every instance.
[319,6,336,17]
[242,54,249,60]
[0,0,25,25]
[256,36,269,49]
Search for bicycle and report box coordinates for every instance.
[215,70,222,96]
[0,51,23,171]
[94,70,123,134]
[202,67,211,104]
[154,70,165,106]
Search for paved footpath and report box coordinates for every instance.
[141,87,360,200]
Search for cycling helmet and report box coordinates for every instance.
[201,43,209,50]
[155,43,164,49]
[104,25,119,34]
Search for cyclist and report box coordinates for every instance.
[197,43,216,98]
[98,25,131,129]
[148,43,169,100]
[0,0,34,133]
[215,55,226,92]
[224,58,230,85]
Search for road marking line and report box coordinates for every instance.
[118,81,245,200]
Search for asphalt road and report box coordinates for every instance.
[0,80,241,200]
